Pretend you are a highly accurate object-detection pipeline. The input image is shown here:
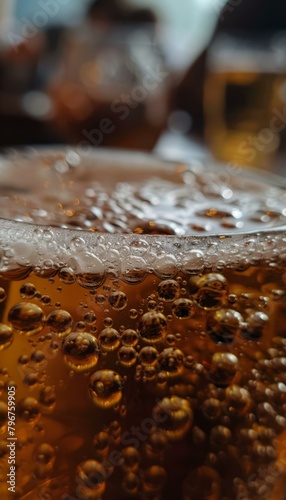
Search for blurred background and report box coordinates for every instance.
[0,0,286,172]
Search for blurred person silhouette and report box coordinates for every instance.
[173,0,286,137]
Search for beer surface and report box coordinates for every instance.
[0,149,286,236]
[0,150,286,499]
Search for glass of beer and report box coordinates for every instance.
[205,34,286,170]
[0,148,286,500]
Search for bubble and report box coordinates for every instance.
[62,332,100,371]
[31,350,46,364]
[89,370,124,409]
[227,293,237,304]
[8,302,45,335]
[138,312,167,343]
[59,267,75,284]
[18,354,29,365]
[157,280,180,302]
[77,272,106,289]
[84,311,97,325]
[210,425,232,447]
[0,402,8,430]
[108,291,128,310]
[0,324,14,351]
[121,447,140,472]
[98,328,120,351]
[190,273,228,310]
[76,320,86,331]
[35,443,55,465]
[0,288,6,302]
[158,348,184,377]
[103,317,113,328]
[41,295,51,305]
[93,432,110,455]
[153,396,193,440]
[122,472,140,496]
[210,352,239,387]
[183,466,221,500]
[208,309,243,344]
[201,398,222,421]
[76,460,106,498]
[192,426,207,444]
[109,420,121,441]
[224,385,252,417]
[172,298,195,319]
[34,266,57,279]
[242,311,269,340]
[95,294,105,304]
[17,397,41,423]
[143,466,167,494]
[121,267,147,284]
[50,340,60,351]
[146,431,168,457]
[182,250,205,275]
[166,334,176,345]
[118,346,137,367]
[39,386,56,408]
[129,308,138,319]
[46,309,73,336]
[24,372,39,387]
[147,300,157,311]
[270,289,285,302]
[143,366,156,380]
[121,329,139,347]
[139,346,159,366]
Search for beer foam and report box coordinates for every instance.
[0,148,285,275]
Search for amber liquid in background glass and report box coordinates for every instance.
[0,152,286,499]
[205,71,286,170]
[205,35,286,170]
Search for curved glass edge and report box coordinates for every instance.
[0,218,285,275]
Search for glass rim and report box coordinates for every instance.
[0,147,285,275]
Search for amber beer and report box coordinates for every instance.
[0,149,286,500]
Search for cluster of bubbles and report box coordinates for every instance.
[0,256,285,499]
